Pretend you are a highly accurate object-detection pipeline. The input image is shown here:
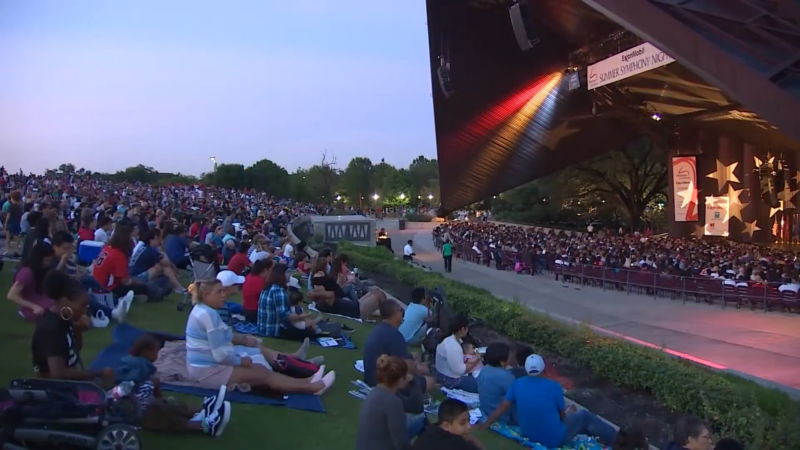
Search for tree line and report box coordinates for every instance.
[49,152,440,207]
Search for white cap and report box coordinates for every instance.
[216,270,245,287]
[287,277,301,290]
[524,354,546,376]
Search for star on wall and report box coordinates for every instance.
[742,220,761,239]
[793,171,800,185]
[676,180,697,208]
[725,185,748,222]
[692,224,705,239]
[754,155,775,167]
[778,186,799,209]
[770,200,784,218]
[706,160,740,192]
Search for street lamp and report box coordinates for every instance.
[335,195,342,201]
[399,193,406,200]
[209,156,217,172]
[427,194,433,200]
[373,194,379,201]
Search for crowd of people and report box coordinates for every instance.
[432,220,800,301]
[0,167,750,448]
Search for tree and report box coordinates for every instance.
[341,157,373,202]
[289,168,313,203]
[408,155,439,197]
[306,150,340,203]
[58,163,76,174]
[570,137,667,230]
[245,159,290,198]
[214,164,247,189]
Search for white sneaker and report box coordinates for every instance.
[92,310,110,328]
[111,300,127,323]
[314,371,335,396]
[120,291,134,313]
[311,365,326,383]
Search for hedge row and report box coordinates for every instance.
[341,242,800,449]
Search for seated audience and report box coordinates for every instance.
[411,399,486,450]
[31,271,114,383]
[130,229,186,294]
[226,241,252,275]
[288,280,323,334]
[613,428,649,450]
[433,313,479,393]
[662,416,713,450]
[307,248,332,291]
[242,259,272,323]
[94,216,113,243]
[509,345,534,379]
[185,279,335,394]
[479,354,616,447]
[248,234,271,263]
[398,287,431,345]
[164,225,191,269]
[8,242,55,322]
[93,228,150,299]
[20,216,50,263]
[257,264,319,340]
[123,334,231,437]
[477,342,517,425]
[356,355,416,450]
[310,256,391,321]
[462,342,483,377]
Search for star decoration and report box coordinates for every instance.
[725,185,748,222]
[742,220,761,239]
[705,195,720,208]
[692,224,705,239]
[706,160,740,192]
[770,200,784,218]
[778,186,799,209]
[793,171,800,185]
[676,180,697,208]
[754,155,775,167]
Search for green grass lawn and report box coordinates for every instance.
[0,267,521,450]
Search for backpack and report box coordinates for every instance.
[422,286,458,355]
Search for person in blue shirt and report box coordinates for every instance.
[130,229,187,294]
[164,225,191,269]
[476,342,517,426]
[478,354,616,447]
[398,287,432,345]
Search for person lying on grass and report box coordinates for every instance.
[122,333,231,438]
[410,398,485,450]
[30,271,114,384]
[185,279,335,395]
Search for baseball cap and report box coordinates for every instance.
[216,270,245,287]
[287,277,301,290]
[524,354,546,375]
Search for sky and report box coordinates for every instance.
[0,0,437,176]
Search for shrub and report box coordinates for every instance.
[405,213,433,222]
[341,242,800,449]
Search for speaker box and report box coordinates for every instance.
[437,65,455,99]
[509,1,539,51]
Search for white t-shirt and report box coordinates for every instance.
[404,244,414,256]
[778,283,800,293]
[94,228,109,243]
[249,250,270,263]
[283,243,294,259]
[434,335,466,378]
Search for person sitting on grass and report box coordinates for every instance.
[477,354,616,447]
[129,229,187,294]
[8,242,55,322]
[288,279,323,334]
[433,313,479,393]
[92,227,151,299]
[121,334,231,438]
[309,256,392,321]
[398,287,432,346]
[185,279,335,395]
[226,241,252,276]
[509,344,533,379]
[410,398,486,450]
[257,264,320,341]
[242,258,272,324]
[356,355,416,450]
[31,271,114,384]
[477,342,517,426]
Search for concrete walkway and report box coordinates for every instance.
[389,230,800,391]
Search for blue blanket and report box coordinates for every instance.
[232,322,357,350]
[490,423,606,450]
[89,324,325,413]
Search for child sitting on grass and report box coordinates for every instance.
[119,334,232,437]
[288,278,323,333]
[462,343,483,378]
[411,399,485,450]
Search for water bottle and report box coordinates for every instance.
[111,381,135,399]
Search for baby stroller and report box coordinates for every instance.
[421,286,484,358]
[177,244,220,311]
[0,378,142,450]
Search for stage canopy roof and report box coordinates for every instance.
[428,0,800,212]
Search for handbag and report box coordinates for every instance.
[274,354,319,379]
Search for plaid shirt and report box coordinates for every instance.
[257,284,291,337]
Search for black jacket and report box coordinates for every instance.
[410,425,481,450]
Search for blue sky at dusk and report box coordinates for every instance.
[0,0,436,175]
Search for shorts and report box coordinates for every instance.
[186,346,270,389]
[5,221,21,236]
[140,398,196,432]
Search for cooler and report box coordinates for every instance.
[78,240,104,263]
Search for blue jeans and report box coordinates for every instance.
[563,410,616,446]
[342,283,359,301]
[407,413,427,440]
[433,369,479,393]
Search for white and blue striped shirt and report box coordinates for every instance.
[185,303,241,367]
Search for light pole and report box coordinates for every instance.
[209,156,217,173]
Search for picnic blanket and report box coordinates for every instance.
[232,322,357,349]
[490,423,606,450]
[90,324,325,413]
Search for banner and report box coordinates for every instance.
[587,42,675,90]
[672,156,698,222]
[704,196,730,237]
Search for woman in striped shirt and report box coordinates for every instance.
[185,279,335,394]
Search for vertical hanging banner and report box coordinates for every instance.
[672,156,698,222]
[704,195,730,236]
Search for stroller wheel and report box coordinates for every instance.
[96,424,141,450]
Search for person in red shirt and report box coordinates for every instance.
[241,258,272,323]
[188,218,200,240]
[93,228,149,299]
[77,215,95,242]
[226,241,252,275]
